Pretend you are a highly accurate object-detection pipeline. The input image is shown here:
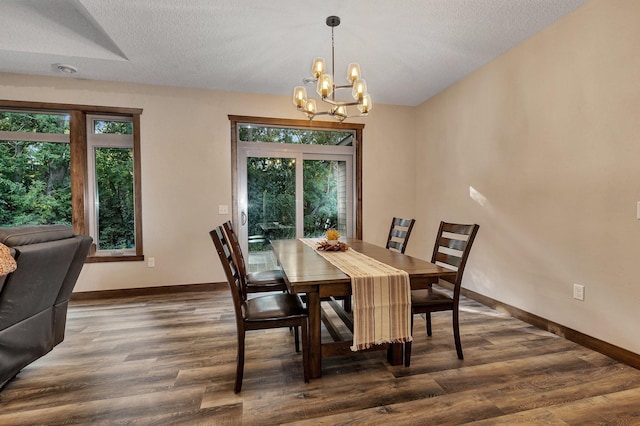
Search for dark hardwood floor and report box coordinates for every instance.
[1,288,639,425]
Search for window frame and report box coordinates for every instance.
[0,99,144,263]
[87,114,137,256]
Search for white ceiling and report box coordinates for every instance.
[0,0,588,107]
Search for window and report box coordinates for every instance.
[239,125,354,146]
[0,100,143,262]
[87,116,136,255]
[0,111,71,225]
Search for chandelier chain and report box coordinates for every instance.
[331,26,335,102]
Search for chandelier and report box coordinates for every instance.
[292,16,372,122]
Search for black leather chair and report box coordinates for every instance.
[404,222,480,367]
[210,226,309,393]
[0,225,92,390]
[404,221,479,366]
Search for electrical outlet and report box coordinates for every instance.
[573,283,584,301]
[147,257,155,268]
[218,205,229,215]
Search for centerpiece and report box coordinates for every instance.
[317,228,349,251]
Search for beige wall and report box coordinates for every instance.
[0,73,416,293]
[414,0,640,354]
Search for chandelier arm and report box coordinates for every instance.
[320,98,361,107]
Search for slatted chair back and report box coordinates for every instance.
[385,217,416,254]
[210,226,247,314]
[223,220,287,294]
[431,221,480,299]
[222,220,249,279]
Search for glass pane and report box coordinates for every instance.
[247,156,296,252]
[0,111,70,134]
[93,120,133,135]
[95,147,135,250]
[303,159,347,238]
[239,125,353,146]
[0,140,71,225]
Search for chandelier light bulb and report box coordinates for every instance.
[304,99,317,117]
[346,63,361,84]
[311,58,326,79]
[293,86,307,107]
[316,73,333,98]
[333,105,347,120]
[352,78,367,101]
[358,94,372,114]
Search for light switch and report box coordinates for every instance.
[637,202,640,220]
[218,205,229,215]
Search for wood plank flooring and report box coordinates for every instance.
[1,288,639,425]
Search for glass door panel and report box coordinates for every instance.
[246,156,296,252]
[237,141,354,267]
[303,159,348,238]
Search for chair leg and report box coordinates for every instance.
[405,314,414,367]
[294,326,300,353]
[234,329,245,393]
[301,317,310,383]
[453,309,463,360]
[426,312,432,336]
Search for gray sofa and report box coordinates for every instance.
[0,225,92,389]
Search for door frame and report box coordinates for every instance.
[237,145,355,254]
[229,115,364,250]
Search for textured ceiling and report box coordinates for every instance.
[0,0,588,107]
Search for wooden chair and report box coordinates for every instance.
[386,217,416,254]
[404,221,479,366]
[222,221,288,294]
[209,226,309,393]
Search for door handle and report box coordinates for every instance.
[241,211,247,225]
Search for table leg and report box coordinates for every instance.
[387,342,404,365]
[307,291,322,378]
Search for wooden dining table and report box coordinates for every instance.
[271,238,457,379]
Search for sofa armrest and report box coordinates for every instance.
[0,225,74,247]
[56,235,93,305]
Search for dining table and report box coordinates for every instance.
[270,238,457,379]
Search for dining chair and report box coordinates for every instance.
[386,217,416,254]
[210,226,310,393]
[222,221,288,294]
[404,221,479,366]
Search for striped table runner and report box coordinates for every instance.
[301,239,412,351]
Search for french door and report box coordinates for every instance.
[237,143,354,256]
